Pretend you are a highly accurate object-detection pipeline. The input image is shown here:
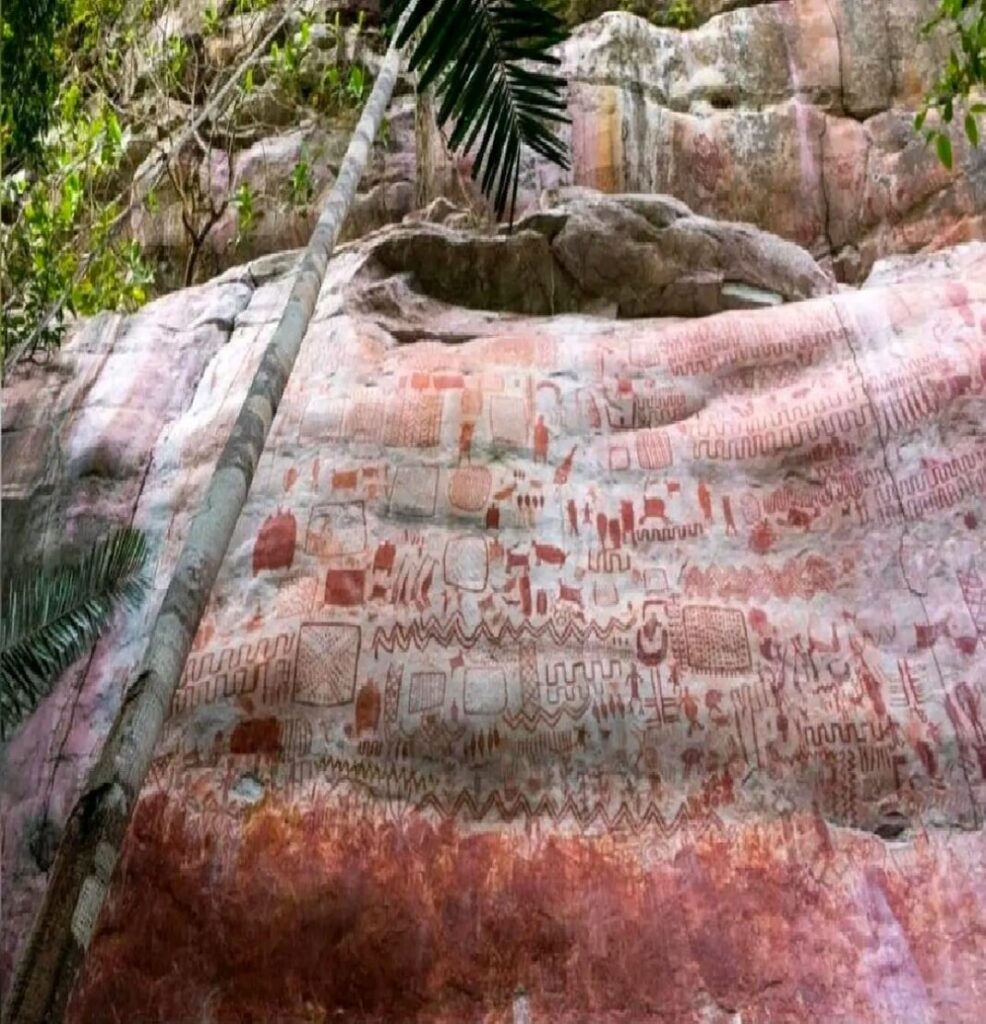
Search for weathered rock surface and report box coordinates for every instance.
[421,0,986,282]
[3,204,986,1022]
[117,0,985,292]
[370,192,834,317]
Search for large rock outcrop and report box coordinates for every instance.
[372,191,834,317]
[2,198,986,1021]
[111,0,985,291]
[421,0,986,282]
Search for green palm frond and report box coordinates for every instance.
[389,0,570,222]
[1,526,148,741]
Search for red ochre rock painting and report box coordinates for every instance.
[4,235,986,1023]
[252,508,297,574]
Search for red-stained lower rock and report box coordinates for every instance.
[69,790,986,1024]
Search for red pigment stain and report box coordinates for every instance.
[252,510,296,575]
[63,792,986,1024]
[228,717,282,757]
[749,520,775,555]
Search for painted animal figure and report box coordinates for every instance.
[533,542,567,566]
[506,550,530,571]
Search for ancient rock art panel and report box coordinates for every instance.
[62,271,986,1023]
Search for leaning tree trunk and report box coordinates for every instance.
[2,36,404,1024]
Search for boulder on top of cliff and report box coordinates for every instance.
[367,190,833,317]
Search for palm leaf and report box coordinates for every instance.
[0,526,148,741]
[387,0,570,223]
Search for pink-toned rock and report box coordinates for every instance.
[2,203,986,1022]
[420,1,986,282]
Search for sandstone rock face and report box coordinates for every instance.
[117,0,986,292]
[3,207,986,1021]
[118,0,986,293]
[420,1,986,282]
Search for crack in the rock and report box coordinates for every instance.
[822,0,847,117]
[818,116,836,260]
[881,0,899,101]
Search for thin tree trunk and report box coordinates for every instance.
[2,36,403,1024]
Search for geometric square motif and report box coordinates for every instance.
[490,395,529,448]
[463,666,507,715]
[409,671,446,714]
[384,393,443,448]
[443,535,489,591]
[635,429,673,470]
[293,622,362,706]
[683,605,751,674]
[305,502,367,559]
[390,465,439,518]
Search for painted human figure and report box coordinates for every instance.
[681,687,704,736]
[722,495,737,535]
[566,498,579,535]
[459,419,476,463]
[698,480,713,522]
[533,415,550,463]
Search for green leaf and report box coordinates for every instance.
[386,0,570,223]
[1,527,148,741]
[936,131,954,168]
[106,112,123,153]
[966,110,980,146]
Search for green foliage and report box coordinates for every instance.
[270,22,309,86]
[319,62,371,110]
[347,64,367,103]
[287,150,315,207]
[387,0,570,222]
[917,0,986,164]
[60,0,127,67]
[616,0,692,26]
[266,11,375,116]
[231,182,255,243]
[1,0,70,169]
[203,1,221,36]
[1,527,148,741]
[662,0,695,29]
[165,34,190,88]
[1,102,154,362]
